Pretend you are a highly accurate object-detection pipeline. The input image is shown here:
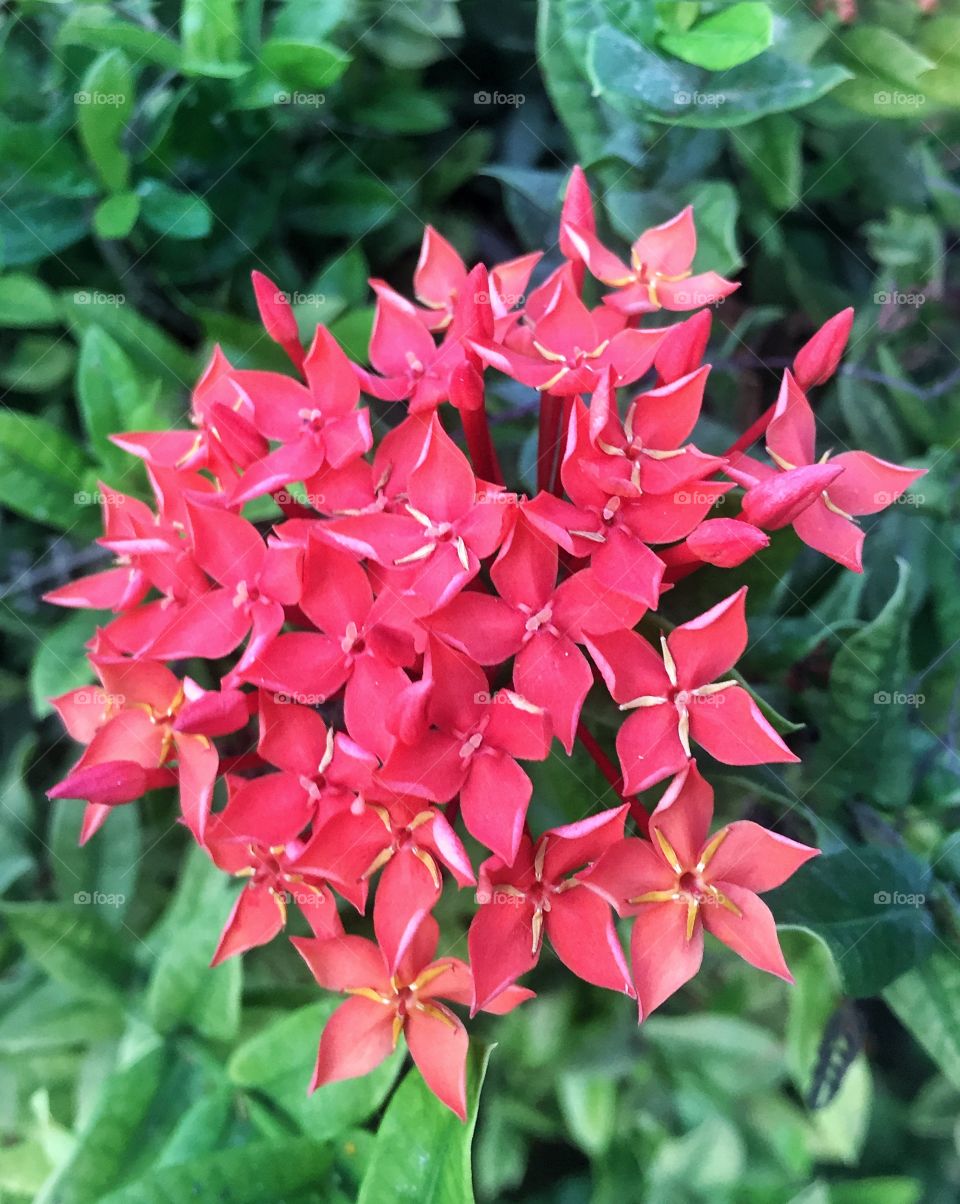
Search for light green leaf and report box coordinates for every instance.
[0,902,135,1002]
[30,609,102,717]
[885,950,960,1091]
[0,410,93,530]
[181,0,247,77]
[144,848,242,1041]
[660,2,773,72]
[587,27,852,128]
[261,38,352,91]
[138,179,213,240]
[76,50,134,193]
[35,1046,166,1204]
[97,1138,333,1204]
[229,999,403,1136]
[60,7,181,68]
[77,326,143,469]
[0,274,61,327]
[357,1043,491,1203]
[93,193,140,240]
[558,1070,617,1155]
[49,804,139,927]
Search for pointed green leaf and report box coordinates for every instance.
[660,3,773,72]
[358,1043,491,1204]
[228,999,403,1136]
[76,50,134,193]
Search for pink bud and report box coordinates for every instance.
[741,462,845,529]
[793,308,854,390]
[686,518,769,567]
[251,270,304,371]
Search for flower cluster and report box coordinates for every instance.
[47,167,922,1118]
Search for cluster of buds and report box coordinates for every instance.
[47,167,922,1118]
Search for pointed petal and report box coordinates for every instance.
[292,933,389,992]
[543,804,628,881]
[827,451,925,517]
[467,893,538,1013]
[702,882,793,981]
[461,752,532,865]
[633,206,696,277]
[514,634,591,753]
[704,821,819,893]
[765,371,815,468]
[648,761,714,871]
[630,900,703,1019]
[688,685,799,767]
[580,837,675,913]
[792,498,865,573]
[547,885,632,994]
[310,995,395,1090]
[211,884,286,964]
[630,366,709,449]
[405,1005,469,1119]
[374,851,440,975]
[616,704,686,795]
[667,587,747,690]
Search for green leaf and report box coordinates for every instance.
[0,274,61,327]
[660,3,773,72]
[358,1042,490,1204]
[138,179,213,241]
[77,326,143,469]
[261,38,352,91]
[181,0,247,77]
[144,848,242,1041]
[769,846,934,996]
[643,1014,784,1092]
[76,50,134,193]
[0,979,123,1053]
[885,950,960,1091]
[730,113,802,210]
[35,1046,166,1204]
[813,560,913,809]
[558,1070,617,1155]
[587,27,852,128]
[49,803,139,927]
[229,999,403,1136]
[93,192,140,240]
[0,902,135,1002]
[0,333,75,392]
[0,191,90,266]
[61,289,198,391]
[97,1138,334,1204]
[60,6,182,69]
[0,410,93,530]
[30,609,102,717]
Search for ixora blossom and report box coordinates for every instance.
[46,166,922,1116]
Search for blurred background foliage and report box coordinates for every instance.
[1,0,959,1200]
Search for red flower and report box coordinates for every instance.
[294,916,531,1119]
[562,205,739,315]
[730,371,924,571]
[468,807,634,1010]
[585,762,818,1016]
[587,588,799,793]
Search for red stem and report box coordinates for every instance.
[537,391,564,494]
[576,721,650,836]
[218,752,268,774]
[461,404,504,486]
[722,401,776,459]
